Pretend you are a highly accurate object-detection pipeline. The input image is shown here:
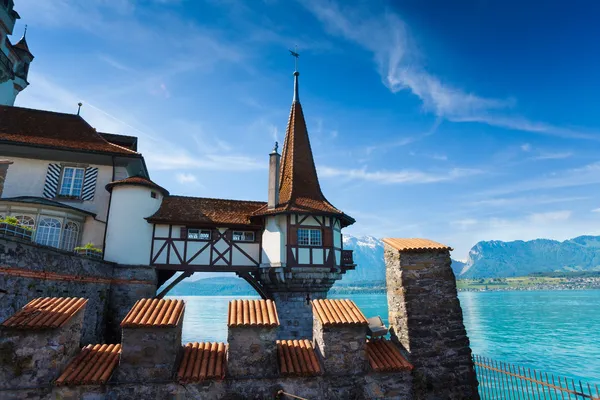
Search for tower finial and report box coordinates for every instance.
[23,24,27,38]
[77,102,83,116]
[289,46,300,103]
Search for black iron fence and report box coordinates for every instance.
[474,355,599,399]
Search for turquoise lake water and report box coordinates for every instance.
[170,290,600,384]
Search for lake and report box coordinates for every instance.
[168,290,600,384]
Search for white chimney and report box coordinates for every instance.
[268,142,280,209]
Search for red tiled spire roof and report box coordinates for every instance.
[254,73,355,227]
[14,36,32,56]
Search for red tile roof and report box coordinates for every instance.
[228,299,279,327]
[253,101,354,227]
[0,106,140,156]
[277,339,321,377]
[55,344,121,386]
[121,298,184,328]
[1,297,87,329]
[312,299,368,327]
[13,36,33,57]
[105,176,169,196]
[147,196,266,226]
[366,339,413,372]
[382,238,452,252]
[177,342,226,383]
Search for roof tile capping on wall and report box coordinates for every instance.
[55,344,122,385]
[366,339,413,372]
[121,298,185,328]
[277,339,322,377]
[381,238,452,252]
[228,299,280,327]
[312,299,368,326]
[1,297,88,329]
[177,342,226,383]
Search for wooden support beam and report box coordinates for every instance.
[155,271,193,299]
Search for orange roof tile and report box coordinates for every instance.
[106,176,169,196]
[147,196,265,226]
[55,344,121,386]
[0,106,139,156]
[1,297,87,329]
[277,339,321,377]
[253,87,354,228]
[177,342,226,383]
[227,299,279,327]
[312,299,368,327]
[382,238,452,252]
[366,339,413,372]
[121,298,185,328]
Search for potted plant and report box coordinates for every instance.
[74,242,103,260]
[0,216,34,241]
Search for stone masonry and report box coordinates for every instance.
[227,326,279,378]
[0,236,157,344]
[313,317,368,376]
[0,304,85,390]
[385,243,480,400]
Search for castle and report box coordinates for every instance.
[0,2,479,398]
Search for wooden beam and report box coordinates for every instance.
[155,271,193,299]
[154,265,260,273]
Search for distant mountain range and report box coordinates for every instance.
[165,235,600,295]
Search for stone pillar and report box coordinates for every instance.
[312,299,368,376]
[226,299,279,378]
[272,291,326,339]
[383,238,479,400]
[0,297,87,389]
[116,298,184,382]
[0,160,13,197]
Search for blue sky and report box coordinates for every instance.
[11,0,600,258]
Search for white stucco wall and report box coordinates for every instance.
[1,156,113,221]
[261,215,287,266]
[104,185,163,265]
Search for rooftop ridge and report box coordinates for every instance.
[312,299,368,327]
[382,238,452,252]
[55,344,122,386]
[276,339,322,377]
[166,194,266,204]
[177,342,226,383]
[1,297,87,329]
[121,298,185,328]
[228,299,280,327]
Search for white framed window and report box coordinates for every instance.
[188,228,211,240]
[14,215,35,229]
[232,231,255,242]
[61,221,79,251]
[59,167,85,197]
[298,228,322,246]
[35,217,62,248]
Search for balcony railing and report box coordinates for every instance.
[341,250,354,266]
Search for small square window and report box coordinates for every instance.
[59,167,85,197]
[232,231,255,242]
[298,228,322,246]
[150,191,157,199]
[188,229,211,240]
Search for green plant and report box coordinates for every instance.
[0,216,33,232]
[74,242,102,253]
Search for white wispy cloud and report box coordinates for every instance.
[302,0,598,140]
[592,208,600,213]
[468,195,588,209]
[528,210,571,224]
[531,151,573,161]
[318,165,482,184]
[175,173,197,184]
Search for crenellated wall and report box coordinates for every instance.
[0,236,157,344]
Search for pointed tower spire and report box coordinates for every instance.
[254,52,354,227]
[289,47,300,103]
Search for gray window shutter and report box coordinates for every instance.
[42,164,61,199]
[81,167,98,201]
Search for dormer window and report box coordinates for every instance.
[59,167,85,197]
[298,228,322,246]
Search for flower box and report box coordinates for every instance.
[74,248,103,260]
[0,222,33,241]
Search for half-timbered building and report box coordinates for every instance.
[103,68,356,338]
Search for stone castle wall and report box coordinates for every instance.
[0,237,156,344]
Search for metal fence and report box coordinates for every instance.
[474,355,599,400]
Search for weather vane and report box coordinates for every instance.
[289,45,299,72]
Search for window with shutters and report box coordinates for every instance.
[298,228,322,246]
[61,221,80,251]
[188,228,211,240]
[232,231,255,242]
[59,167,85,197]
[35,217,62,248]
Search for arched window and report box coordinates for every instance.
[14,215,35,229]
[61,221,79,251]
[35,217,62,248]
